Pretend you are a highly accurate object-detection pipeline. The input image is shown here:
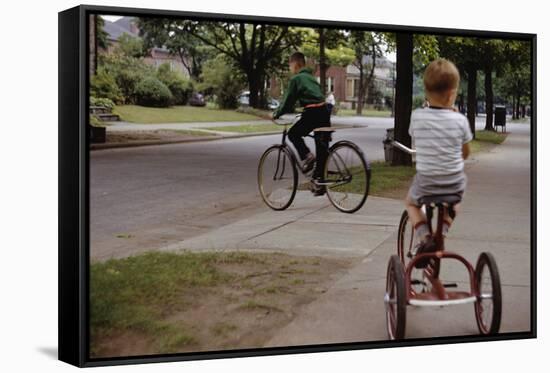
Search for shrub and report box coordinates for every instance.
[100,54,155,104]
[134,77,173,107]
[89,114,104,127]
[90,97,115,111]
[90,69,122,103]
[199,56,244,109]
[156,63,194,105]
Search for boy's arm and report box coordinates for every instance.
[461,116,473,160]
[462,143,471,160]
[273,77,298,119]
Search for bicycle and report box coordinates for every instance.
[257,114,371,213]
[385,194,502,339]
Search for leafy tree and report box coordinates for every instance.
[300,28,354,95]
[96,16,109,50]
[90,68,122,103]
[391,32,414,166]
[476,39,509,130]
[115,33,146,58]
[348,31,386,115]
[495,40,531,119]
[185,22,303,108]
[438,36,480,137]
[99,53,155,104]
[156,63,194,105]
[137,18,213,80]
[198,55,245,109]
[385,33,439,165]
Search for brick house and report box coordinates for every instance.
[101,16,189,77]
[270,55,395,110]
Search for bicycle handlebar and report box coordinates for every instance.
[271,113,302,126]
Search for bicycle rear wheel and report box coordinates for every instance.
[324,141,370,213]
[258,145,298,211]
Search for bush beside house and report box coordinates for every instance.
[134,77,173,107]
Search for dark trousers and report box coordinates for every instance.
[288,105,331,179]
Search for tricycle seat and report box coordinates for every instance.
[418,194,462,206]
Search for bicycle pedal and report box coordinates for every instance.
[442,282,458,288]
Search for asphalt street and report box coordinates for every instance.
[90,116,395,259]
[91,116,494,260]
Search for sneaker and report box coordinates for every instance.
[310,180,326,196]
[413,236,437,268]
[302,154,316,174]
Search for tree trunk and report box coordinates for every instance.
[391,32,413,166]
[484,68,494,131]
[356,65,364,115]
[248,73,261,108]
[466,64,477,139]
[258,73,268,109]
[89,14,97,77]
[319,28,327,96]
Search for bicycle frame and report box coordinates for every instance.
[272,115,349,187]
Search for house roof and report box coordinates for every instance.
[103,17,139,41]
[102,16,171,54]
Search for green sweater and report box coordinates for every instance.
[273,67,324,118]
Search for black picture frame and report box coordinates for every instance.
[59,4,537,368]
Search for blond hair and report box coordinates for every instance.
[423,59,460,94]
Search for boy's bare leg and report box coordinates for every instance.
[442,203,460,236]
[405,196,426,227]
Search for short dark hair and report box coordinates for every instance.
[289,52,306,65]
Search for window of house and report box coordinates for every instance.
[327,77,334,93]
[346,78,354,98]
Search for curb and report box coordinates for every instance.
[89,130,283,151]
[90,125,364,151]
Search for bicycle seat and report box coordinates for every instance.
[418,194,462,206]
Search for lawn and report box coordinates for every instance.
[470,130,508,153]
[336,108,392,118]
[316,161,415,198]
[368,161,416,197]
[90,250,352,357]
[204,122,283,133]
[113,105,262,124]
[298,161,415,199]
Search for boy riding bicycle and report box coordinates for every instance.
[406,58,473,267]
[273,51,331,196]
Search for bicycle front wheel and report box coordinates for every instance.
[258,145,298,211]
[324,141,370,213]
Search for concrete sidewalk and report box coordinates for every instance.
[160,194,404,258]
[265,128,531,346]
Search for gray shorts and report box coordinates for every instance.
[407,171,467,206]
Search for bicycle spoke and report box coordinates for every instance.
[325,143,369,213]
[258,146,297,210]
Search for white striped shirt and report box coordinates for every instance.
[409,107,473,175]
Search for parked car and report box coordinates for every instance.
[237,91,279,110]
[189,92,206,107]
